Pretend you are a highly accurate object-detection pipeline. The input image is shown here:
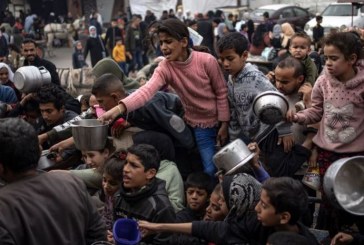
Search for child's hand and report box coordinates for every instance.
[216,122,228,147]
[277,135,294,153]
[138,220,160,238]
[330,232,353,245]
[266,71,275,84]
[308,147,318,168]
[106,230,114,243]
[298,83,313,108]
[247,142,260,169]
[286,109,298,123]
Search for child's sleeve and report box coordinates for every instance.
[304,57,318,85]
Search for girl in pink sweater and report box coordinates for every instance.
[100,18,230,177]
[288,32,364,232]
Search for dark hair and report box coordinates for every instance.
[103,149,126,180]
[276,56,305,78]
[23,97,40,114]
[127,144,160,171]
[22,38,37,47]
[185,172,213,195]
[267,231,310,245]
[315,15,323,21]
[262,177,308,225]
[80,94,90,107]
[0,118,40,173]
[240,24,247,31]
[91,73,126,97]
[263,12,269,18]
[323,31,364,61]
[217,31,249,55]
[132,131,175,161]
[290,32,311,46]
[156,18,189,41]
[252,24,268,47]
[36,83,65,110]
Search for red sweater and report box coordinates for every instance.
[121,51,230,127]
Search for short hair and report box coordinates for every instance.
[262,177,308,225]
[36,83,66,110]
[132,131,175,161]
[185,172,213,195]
[91,73,126,97]
[315,15,323,21]
[127,144,160,171]
[22,38,37,47]
[276,56,305,78]
[217,32,249,55]
[290,32,312,46]
[0,118,40,173]
[267,231,311,245]
[263,12,269,18]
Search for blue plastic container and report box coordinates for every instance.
[113,218,141,245]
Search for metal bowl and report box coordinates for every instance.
[71,119,109,151]
[213,139,255,175]
[252,91,289,125]
[323,156,364,215]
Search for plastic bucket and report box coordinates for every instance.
[113,218,141,245]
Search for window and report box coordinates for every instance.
[281,8,294,18]
[294,7,308,17]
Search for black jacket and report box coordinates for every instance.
[114,178,176,245]
[23,56,60,85]
[123,91,195,149]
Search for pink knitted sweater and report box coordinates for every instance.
[121,51,230,128]
[296,68,364,153]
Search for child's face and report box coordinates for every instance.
[76,42,83,50]
[0,67,9,83]
[186,187,208,212]
[219,48,248,77]
[217,187,229,216]
[82,150,109,168]
[95,93,119,111]
[289,37,310,60]
[39,103,64,126]
[102,173,122,197]
[324,44,356,81]
[274,66,303,95]
[204,192,227,221]
[123,153,155,192]
[158,32,189,62]
[255,189,282,227]
[116,40,122,45]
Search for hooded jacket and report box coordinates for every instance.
[296,66,364,153]
[114,178,176,245]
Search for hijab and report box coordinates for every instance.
[89,26,97,38]
[222,173,261,219]
[0,63,14,83]
[272,24,282,39]
[281,22,295,48]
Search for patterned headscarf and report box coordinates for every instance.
[222,173,262,219]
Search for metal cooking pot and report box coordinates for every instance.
[13,66,51,93]
[38,150,56,170]
[323,156,364,215]
[213,139,255,175]
[72,119,109,151]
[253,91,289,125]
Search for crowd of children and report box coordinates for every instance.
[1,10,364,245]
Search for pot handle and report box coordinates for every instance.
[38,66,48,74]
